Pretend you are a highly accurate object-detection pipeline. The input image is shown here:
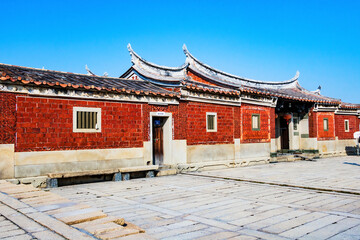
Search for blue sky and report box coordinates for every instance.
[1,0,359,103]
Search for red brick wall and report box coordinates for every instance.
[0,92,16,144]
[335,114,358,139]
[186,102,235,145]
[317,112,335,140]
[270,108,276,139]
[16,96,144,152]
[142,103,184,142]
[234,106,241,139]
[241,103,271,143]
[308,108,317,138]
[187,71,220,87]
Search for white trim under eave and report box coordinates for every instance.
[313,104,338,112]
[0,83,180,105]
[335,110,358,115]
[181,95,241,106]
[240,97,277,108]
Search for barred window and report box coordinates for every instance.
[345,120,349,132]
[73,107,101,132]
[252,114,260,131]
[206,113,217,132]
[323,118,329,131]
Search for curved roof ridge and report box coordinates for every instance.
[295,83,341,102]
[127,44,188,71]
[182,44,300,87]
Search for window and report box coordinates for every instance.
[252,114,260,131]
[345,120,349,132]
[206,112,217,132]
[323,118,329,131]
[73,107,101,132]
[293,117,298,130]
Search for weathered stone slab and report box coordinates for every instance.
[95,227,140,239]
[72,216,123,229]
[119,165,159,173]
[32,230,65,240]
[11,190,52,200]
[82,222,124,234]
[59,210,107,225]
[48,169,120,179]
[45,203,91,215]
[27,212,94,240]
[35,201,77,212]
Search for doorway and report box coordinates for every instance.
[280,117,289,151]
[152,117,167,165]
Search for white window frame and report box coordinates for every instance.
[323,118,329,131]
[252,114,261,131]
[345,119,349,132]
[206,112,217,132]
[73,107,101,133]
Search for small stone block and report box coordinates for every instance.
[113,173,122,181]
[122,173,130,181]
[47,178,58,188]
[146,171,155,178]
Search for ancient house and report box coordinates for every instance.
[0,44,359,179]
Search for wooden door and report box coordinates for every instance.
[153,117,164,165]
[280,118,289,150]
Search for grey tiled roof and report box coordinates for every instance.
[0,63,178,97]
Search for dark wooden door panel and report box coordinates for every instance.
[152,117,165,165]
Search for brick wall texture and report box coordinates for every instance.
[0,93,16,144]
[317,112,335,140]
[185,102,236,145]
[187,70,219,87]
[335,114,358,139]
[308,108,317,138]
[2,92,359,152]
[240,103,271,143]
[15,96,143,152]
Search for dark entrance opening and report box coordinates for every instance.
[280,117,289,151]
[152,117,167,165]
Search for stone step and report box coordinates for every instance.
[156,169,177,177]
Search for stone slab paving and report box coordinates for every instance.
[50,156,360,240]
[0,180,150,239]
[193,156,360,194]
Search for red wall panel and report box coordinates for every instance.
[0,92,16,144]
[186,102,235,145]
[270,108,276,139]
[241,103,271,143]
[317,112,335,140]
[335,114,358,139]
[308,108,317,138]
[15,96,144,152]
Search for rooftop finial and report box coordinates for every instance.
[311,85,321,95]
[85,65,96,76]
[182,44,188,55]
[295,70,300,79]
[127,43,133,52]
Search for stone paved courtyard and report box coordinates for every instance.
[49,156,360,239]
